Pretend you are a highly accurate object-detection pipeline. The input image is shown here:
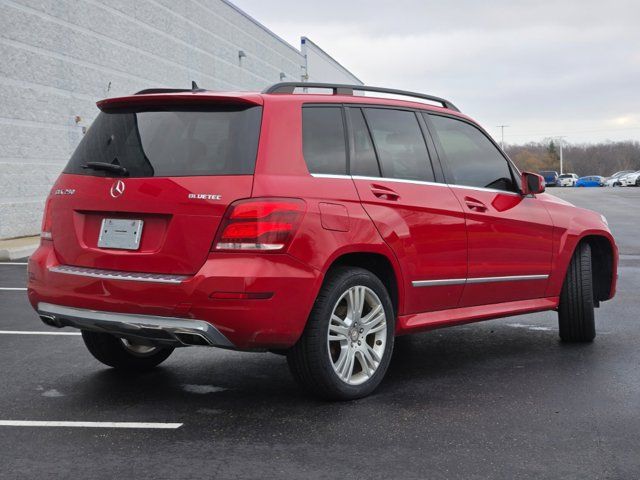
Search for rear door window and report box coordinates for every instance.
[363,108,434,182]
[64,106,262,177]
[428,114,517,192]
[346,108,380,177]
[302,106,347,175]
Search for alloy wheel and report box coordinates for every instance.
[327,285,387,385]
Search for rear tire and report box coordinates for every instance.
[81,331,174,370]
[287,267,395,400]
[558,242,595,342]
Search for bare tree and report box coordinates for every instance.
[505,140,640,176]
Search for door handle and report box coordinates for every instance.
[371,184,400,201]
[464,196,488,212]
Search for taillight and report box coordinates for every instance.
[40,196,53,243]
[213,198,306,252]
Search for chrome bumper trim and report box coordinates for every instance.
[36,302,234,348]
[49,265,189,284]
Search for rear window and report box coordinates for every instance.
[302,106,347,175]
[64,106,262,177]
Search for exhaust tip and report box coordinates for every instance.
[39,314,62,328]
[175,332,210,346]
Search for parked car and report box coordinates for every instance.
[558,173,579,187]
[605,170,634,187]
[576,176,605,187]
[619,170,640,187]
[27,82,618,400]
[539,170,559,187]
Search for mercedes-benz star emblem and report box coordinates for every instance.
[110,180,125,198]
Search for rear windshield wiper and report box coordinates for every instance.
[82,161,129,176]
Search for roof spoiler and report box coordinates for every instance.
[97,85,262,111]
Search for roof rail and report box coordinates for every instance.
[262,82,460,112]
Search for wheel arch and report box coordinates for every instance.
[578,234,616,303]
[323,251,402,316]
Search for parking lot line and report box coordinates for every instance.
[0,330,81,335]
[0,287,27,291]
[0,262,28,265]
[0,421,183,429]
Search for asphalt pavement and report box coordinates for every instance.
[0,187,639,479]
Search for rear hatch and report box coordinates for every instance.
[49,93,263,275]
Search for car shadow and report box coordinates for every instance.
[52,320,599,434]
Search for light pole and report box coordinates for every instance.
[556,136,566,174]
[496,125,509,150]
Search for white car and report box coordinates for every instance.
[619,170,640,187]
[558,173,579,187]
[605,170,635,187]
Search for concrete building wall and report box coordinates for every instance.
[0,0,360,239]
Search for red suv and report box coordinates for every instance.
[27,82,618,400]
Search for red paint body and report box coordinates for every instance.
[27,90,618,349]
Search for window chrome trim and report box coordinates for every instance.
[310,173,447,187]
[310,173,522,195]
[447,183,522,196]
[310,173,351,179]
[49,265,189,284]
[412,274,548,287]
[351,175,447,188]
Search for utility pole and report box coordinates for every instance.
[496,125,509,150]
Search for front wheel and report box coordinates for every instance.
[558,242,595,342]
[287,267,395,400]
[82,331,174,370]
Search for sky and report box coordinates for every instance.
[233,0,640,145]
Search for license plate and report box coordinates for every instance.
[98,218,144,250]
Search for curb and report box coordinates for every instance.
[0,239,39,261]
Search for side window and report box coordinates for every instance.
[428,114,516,192]
[302,107,347,175]
[363,108,434,182]
[346,108,380,177]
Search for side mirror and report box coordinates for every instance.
[521,172,545,195]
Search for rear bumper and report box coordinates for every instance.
[28,243,323,349]
[37,302,234,348]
